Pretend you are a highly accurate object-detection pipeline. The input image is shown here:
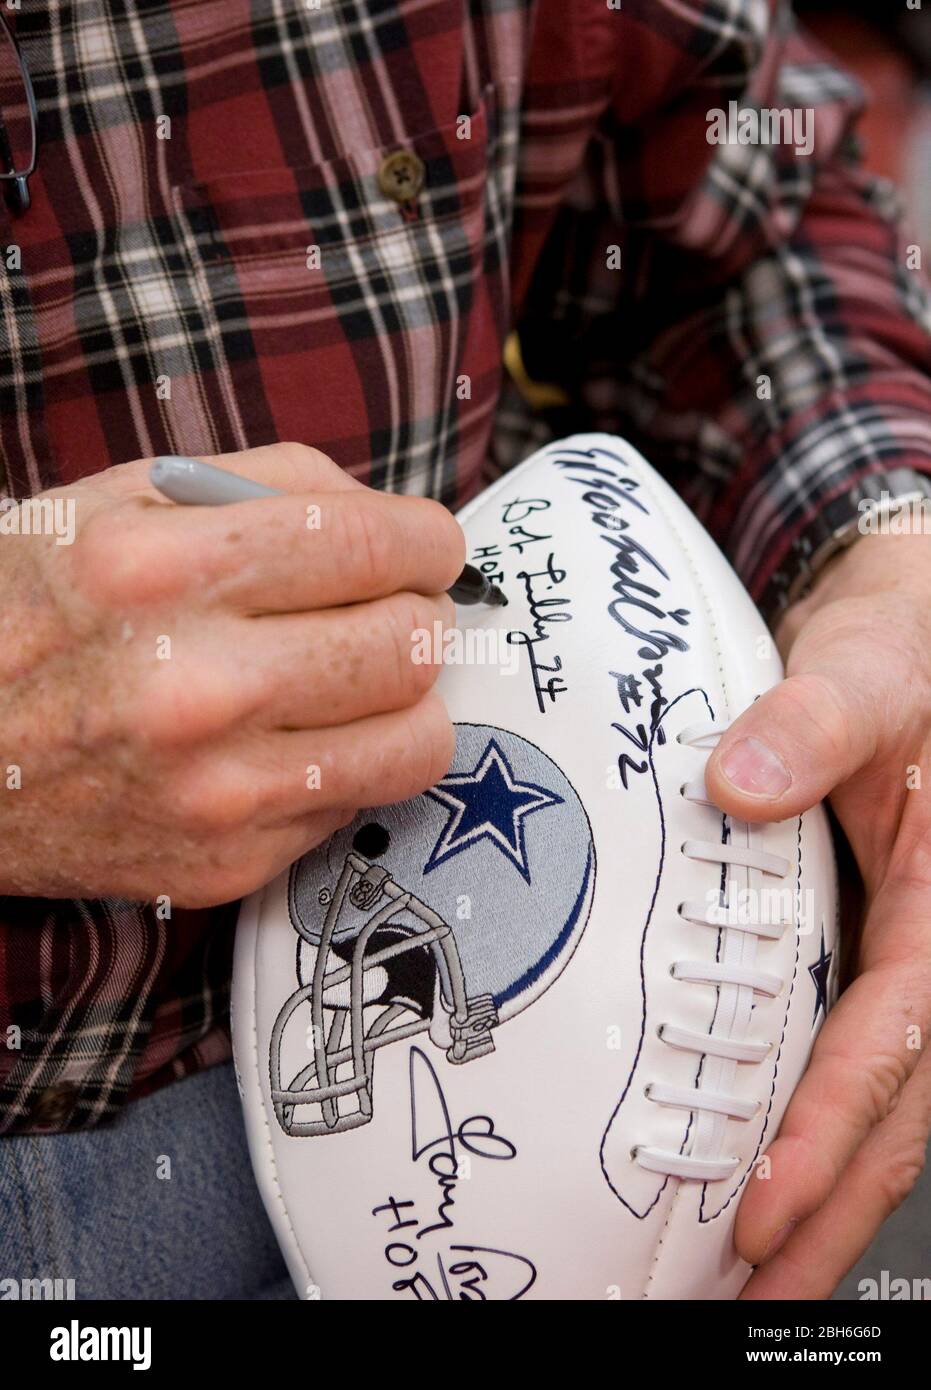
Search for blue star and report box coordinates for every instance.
[423,737,563,883]
[808,927,833,1025]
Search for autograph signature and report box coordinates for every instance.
[553,449,692,662]
[508,554,573,713]
[371,1048,536,1300]
[549,447,693,788]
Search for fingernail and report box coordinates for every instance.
[761,1218,797,1263]
[720,737,791,797]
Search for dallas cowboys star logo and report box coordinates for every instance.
[808,927,833,1025]
[423,737,563,883]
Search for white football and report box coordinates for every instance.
[232,432,838,1301]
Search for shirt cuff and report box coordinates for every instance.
[756,462,931,622]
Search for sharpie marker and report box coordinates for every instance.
[149,455,507,607]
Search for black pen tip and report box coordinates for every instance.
[448,567,509,607]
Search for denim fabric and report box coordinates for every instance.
[0,1062,296,1300]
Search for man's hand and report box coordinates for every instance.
[0,443,464,908]
[705,530,931,1299]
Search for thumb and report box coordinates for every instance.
[705,668,877,823]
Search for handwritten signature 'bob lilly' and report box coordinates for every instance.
[410,446,692,677]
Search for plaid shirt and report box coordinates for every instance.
[2,0,930,1134]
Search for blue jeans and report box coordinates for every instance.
[0,1061,296,1300]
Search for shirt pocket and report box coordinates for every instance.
[170,84,511,505]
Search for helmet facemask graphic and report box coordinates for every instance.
[271,851,499,1135]
[270,725,595,1138]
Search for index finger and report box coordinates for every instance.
[224,488,467,611]
[125,484,467,612]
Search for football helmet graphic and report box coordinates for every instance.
[270,723,595,1136]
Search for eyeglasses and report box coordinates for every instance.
[0,10,37,214]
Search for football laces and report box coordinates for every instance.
[634,719,792,1183]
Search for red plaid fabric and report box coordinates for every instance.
[1,0,929,1132]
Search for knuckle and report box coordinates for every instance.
[401,693,455,793]
[334,695,452,806]
[384,592,437,692]
[876,1150,926,1216]
[415,497,466,581]
[781,672,858,766]
[252,748,316,819]
[391,591,447,652]
[72,501,161,608]
[816,1042,910,1133]
[408,638,444,698]
[861,1051,911,1126]
[134,662,239,749]
[277,441,342,485]
[406,612,450,697]
[174,765,261,836]
[343,498,398,594]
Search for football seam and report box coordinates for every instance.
[702,817,803,1225]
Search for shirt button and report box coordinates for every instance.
[377,150,425,204]
[30,1083,78,1129]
